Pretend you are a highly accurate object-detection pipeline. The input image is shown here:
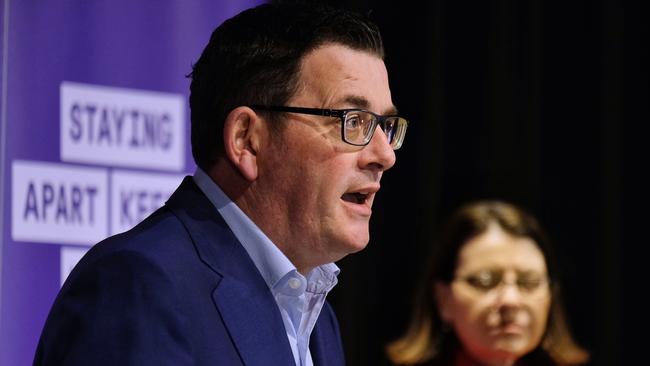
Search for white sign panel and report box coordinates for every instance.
[60,82,185,171]
[110,170,184,235]
[12,160,108,245]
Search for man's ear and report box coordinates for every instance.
[223,106,264,182]
[434,281,453,323]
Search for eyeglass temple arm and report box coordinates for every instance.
[249,105,344,118]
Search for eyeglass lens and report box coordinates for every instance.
[343,111,406,148]
[462,269,548,293]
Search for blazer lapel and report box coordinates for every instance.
[167,177,295,365]
[310,302,345,366]
[213,277,295,365]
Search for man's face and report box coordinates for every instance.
[256,44,396,272]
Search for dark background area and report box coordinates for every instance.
[321,1,647,365]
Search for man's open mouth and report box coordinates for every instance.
[341,192,369,204]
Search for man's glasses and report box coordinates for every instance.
[456,269,549,294]
[250,105,408,150]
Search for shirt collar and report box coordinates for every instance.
[192,168,339,290]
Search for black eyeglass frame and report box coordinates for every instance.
[249,105,408,150]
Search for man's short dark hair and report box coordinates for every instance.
[189,2,385,170]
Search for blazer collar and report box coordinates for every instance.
[166,177,295,365]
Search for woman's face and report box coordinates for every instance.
[436,223,551,366]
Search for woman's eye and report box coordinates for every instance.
[517,275,545,291]
[466,271,500,290]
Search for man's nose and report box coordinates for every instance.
[359,125,396,172]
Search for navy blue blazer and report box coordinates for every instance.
[34,177,345,365]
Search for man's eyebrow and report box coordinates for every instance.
[340,95,399,115]
[340,95,370,109]
[384,105,399,115]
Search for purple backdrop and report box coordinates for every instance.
[0,1,263,364]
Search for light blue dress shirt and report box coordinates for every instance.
[193,168,339,366]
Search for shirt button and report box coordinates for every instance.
[288,278,301,290]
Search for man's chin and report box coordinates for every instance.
[337,230,370,254]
